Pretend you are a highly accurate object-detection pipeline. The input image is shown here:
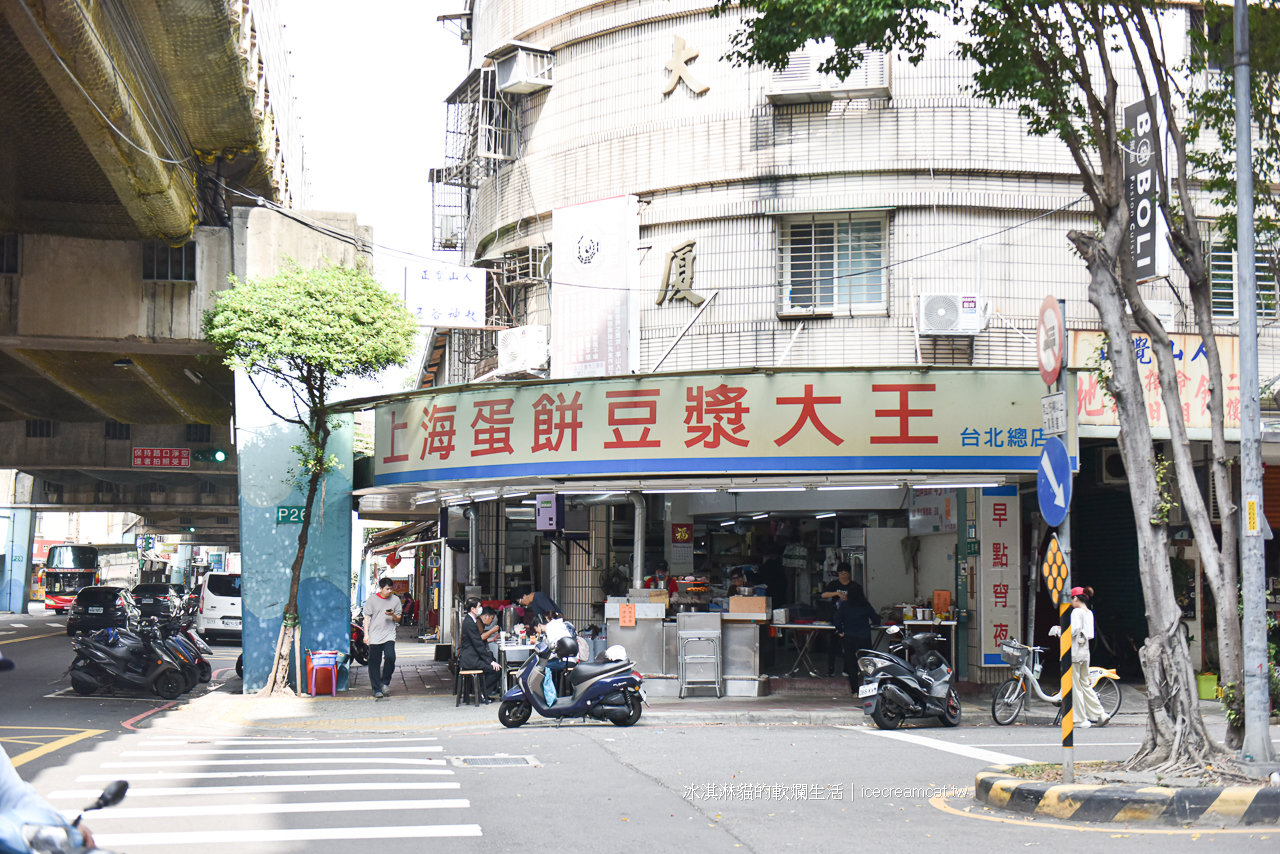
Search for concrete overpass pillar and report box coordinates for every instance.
[1,474,37,614]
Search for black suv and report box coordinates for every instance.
[131,583,183,619]
[66,587,140,636]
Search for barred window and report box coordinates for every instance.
[25,419,53,438]
[186,423,212,442]
[778,214,886,314]
[142,240,197,282]
[1209,242,1278,319]
[1,234,18,275]
[200,480,218,494]
[104,421,131,440]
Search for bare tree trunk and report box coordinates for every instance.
[260,418,332,696]
[1069,225,1224,771]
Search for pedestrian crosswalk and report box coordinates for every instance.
[47,735,482,847]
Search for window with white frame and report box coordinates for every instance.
[1209,241,1278,319]
[778,214,887,314]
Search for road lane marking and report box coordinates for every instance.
[100,757,447,768]
[120,746,444,756]
[838,726,1031,764]
[48,782,461,799]
[62,798,470,820]
[1,728,105,768]
[0,631,64,645]
[9,623,27,628]
[77,769,454,781]
[93,825,484,845]
[140,737,439,746]
[960,741,1142,747]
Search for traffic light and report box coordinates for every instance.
[192,448,227,463]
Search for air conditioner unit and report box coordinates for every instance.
[918,293,987,336]
[1100,447,1128,485]
[496,325,549,375]
[491,42,554,94]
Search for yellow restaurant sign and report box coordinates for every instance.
[1069,332,1240,430]
[374,368,1069,486]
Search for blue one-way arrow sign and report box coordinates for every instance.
[1037,436,1072,527]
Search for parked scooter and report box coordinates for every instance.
[349,607,368,665]
[498,641,644,728]
[67,623,186,700]
[158,616,212,683]
[857,625,961,730]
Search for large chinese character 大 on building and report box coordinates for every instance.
[375,369,1064,485]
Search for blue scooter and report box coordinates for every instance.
[497,643,645,728]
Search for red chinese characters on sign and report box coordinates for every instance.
[604,389,661,449]
[471,398,515,457]
[1077,373,1110,417]
[420,404,458,461]
[775,385,843,446]
[992,583,1009,608]
[532,392,583,453]
[993,623,1010,645]
[382,410,409,464]
[869,384,937,444]
[991,502,1008,528]
[685,384,749,448]
[132,448,190,468]
[991,542,1009,568]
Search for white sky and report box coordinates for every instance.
[276,0,471,395]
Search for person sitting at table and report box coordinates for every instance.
[478,606,499,643]
[727,567,749,592]
[458,597,502,702]
[540,610,577,705]
[832,583,877,696]
[643,559,679,595]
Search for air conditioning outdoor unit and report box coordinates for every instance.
[496,325,549,375]
[1100,447,1128,485]
[917,293,987,336]
[491,42,554,94]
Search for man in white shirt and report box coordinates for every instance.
[363,577,402,698]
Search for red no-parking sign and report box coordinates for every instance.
[1037,295,1065,386]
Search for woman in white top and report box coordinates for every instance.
[1051,586,1109,727]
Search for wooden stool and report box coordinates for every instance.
[456,670,484,707]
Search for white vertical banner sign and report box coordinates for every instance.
[979,486,1022,667]
[551,196,639,378]
[404,259,487,328]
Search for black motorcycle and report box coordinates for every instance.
[857,625,961,730]
[68,623,186,700]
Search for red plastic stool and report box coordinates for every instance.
[307,650,339,697]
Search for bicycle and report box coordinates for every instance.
[991,639,1121,725]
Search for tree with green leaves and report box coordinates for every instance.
[714,0,1280,772]
[204,261,418,695]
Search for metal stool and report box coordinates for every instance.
[456,669,484,707]
[677,632,723,698]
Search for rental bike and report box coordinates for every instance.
[991,639,1121,725]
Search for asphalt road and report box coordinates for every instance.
[5,608,1278,852]
[0,608,241,779]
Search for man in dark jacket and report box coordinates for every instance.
[458,597,501,701]
[512,587,560,629]
[832,583,877,695]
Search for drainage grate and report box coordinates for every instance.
[449,755,540,767]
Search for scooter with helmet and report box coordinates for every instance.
[497,639,645,728]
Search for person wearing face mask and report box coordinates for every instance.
[643,559,679,596]
[459,597,502,702]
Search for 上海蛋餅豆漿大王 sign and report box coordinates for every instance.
[374,368,1072,485]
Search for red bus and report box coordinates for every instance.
[42,545,100,614]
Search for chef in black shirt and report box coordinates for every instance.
[819,563,857,677]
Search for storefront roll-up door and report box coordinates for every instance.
[1072,484,1147,671]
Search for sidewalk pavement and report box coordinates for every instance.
[153,646,1174,737]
